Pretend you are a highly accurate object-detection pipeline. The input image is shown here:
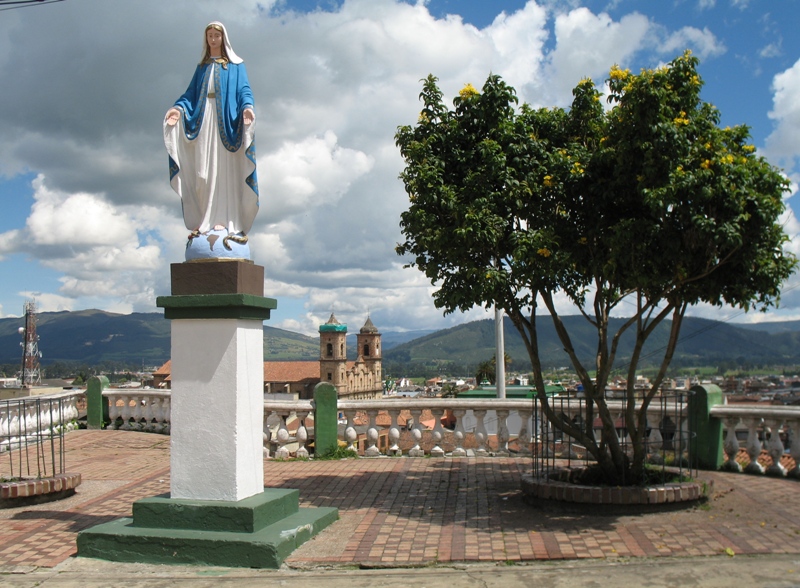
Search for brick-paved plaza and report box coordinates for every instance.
[1,430,799,570]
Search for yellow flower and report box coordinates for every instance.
[579,237,588,245]
[459,83,479,99]
[418,111,429,123]
[721,154,735,165]
[700,159,712,170]
[543,175,554,187]
[743,145,756,153]
[570,162,584,175]
[673,111,689,126]
[537,248,551,258]
[609,65,631,81]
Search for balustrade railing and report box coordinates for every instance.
[105,390,171,433]
[263,401,313,459]
[261,397,689,464]
[97,388,800,481]
[1,391,82,480]
[262,398,549,459]
[711,405,800,479]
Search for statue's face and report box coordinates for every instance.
[206,28,223,55]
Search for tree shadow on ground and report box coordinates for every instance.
[10,509,121,532]
[270,458,638,534]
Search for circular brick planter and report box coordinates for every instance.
[0,473,82,508]
[521,470,708,508]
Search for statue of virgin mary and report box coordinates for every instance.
[164,22,258,259]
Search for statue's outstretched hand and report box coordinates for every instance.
[166,108,181,126]
[243,108,255,125]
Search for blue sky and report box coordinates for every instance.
[2,0,800,335]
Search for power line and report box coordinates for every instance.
[0,0,64,11]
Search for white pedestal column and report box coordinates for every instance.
[169,318,264,501]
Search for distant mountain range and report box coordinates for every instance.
[382,315,800,371]
[2,309,800,371]
[0,310,430,368]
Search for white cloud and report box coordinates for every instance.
[19,291,74,313]
[759,42,781,59]
[0,230,21,259]
[262,131,374,221]
[536,8,651,105]
[0,0,794,335]
[764,58,800,169]
[483,1,549,93]
[658,26,726,60]
[25,182,137,248]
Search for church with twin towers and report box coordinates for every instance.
[318,313,383,400]
[154,313,383,400]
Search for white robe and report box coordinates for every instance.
[164,63,256,235]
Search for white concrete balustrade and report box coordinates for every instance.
[261,401,313,459]
[0,391,82,452]
[105,390,171,434]
[711,405,800,479]
[95,389,800,479]
[263,398,691,463]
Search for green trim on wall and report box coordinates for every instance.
[689,384,724,470]
[85,376,109,429]
[313,383,339,457]
[156,294,277,320]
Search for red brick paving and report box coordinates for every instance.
[1,430,799,569]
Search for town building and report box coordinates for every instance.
[153,314,383,401]
[317,313,382,400]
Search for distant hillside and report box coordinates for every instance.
[730,320,800,334]
[3,309,800,371]
[384,316,800,371]
[378,329,437,349]
[0,310,319,366]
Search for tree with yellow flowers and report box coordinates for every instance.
[395,52,796,485]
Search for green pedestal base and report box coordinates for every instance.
[77,488,338,568]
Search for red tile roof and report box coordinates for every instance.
[153,360,171,375]
[155,360,321,384]
[264,361,319,382]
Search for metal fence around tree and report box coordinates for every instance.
[530,391,696,485]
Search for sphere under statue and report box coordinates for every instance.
[184,227,252,261]
[164,21,259,262]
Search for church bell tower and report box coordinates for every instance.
[319,313,347,391]
[357,316,381,389]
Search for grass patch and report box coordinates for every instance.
[317,446,359,460]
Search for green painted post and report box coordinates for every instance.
[313,382,339,457]
[688,384,724,470]
[86,375,110,429]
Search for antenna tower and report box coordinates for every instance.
[19,301,42,387]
